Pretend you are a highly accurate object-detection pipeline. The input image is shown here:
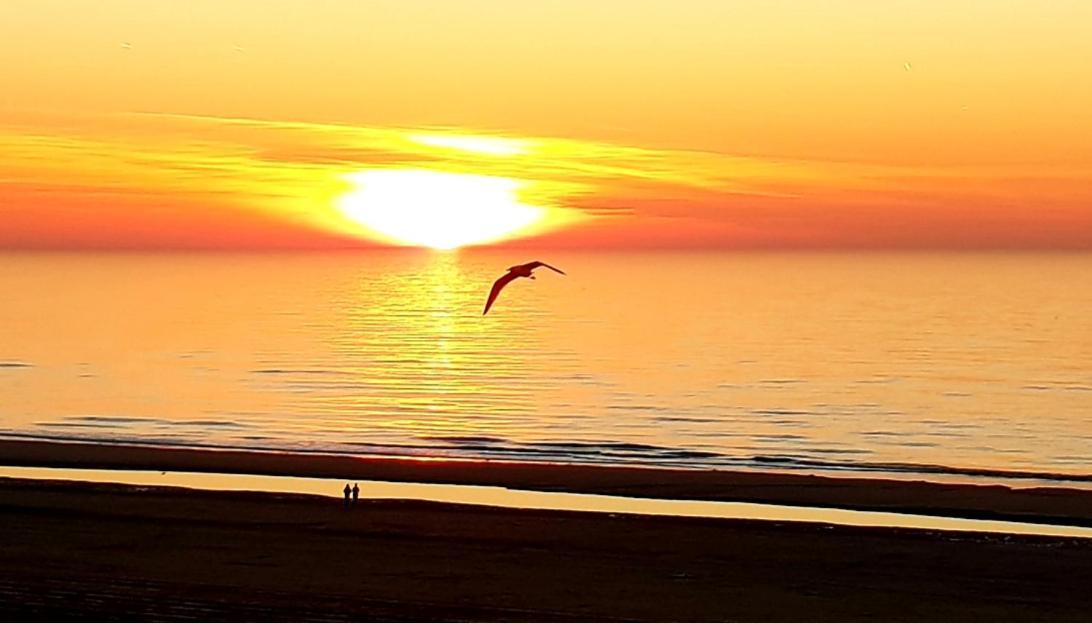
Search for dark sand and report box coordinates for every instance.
[3,439,1092,525]
[2,477,1091,622]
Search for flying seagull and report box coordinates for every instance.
[483,261,566,315]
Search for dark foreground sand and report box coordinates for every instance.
[1,478,1091,622]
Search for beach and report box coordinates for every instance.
[3,439,1092,526]
[2,440,1092,621]
[2,476,1091,622]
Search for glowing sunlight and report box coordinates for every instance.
[336,169,546,250]
[409,133,530,156]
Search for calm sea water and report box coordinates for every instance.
[1,251,1090,485]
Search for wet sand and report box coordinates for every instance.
[1,477,1091,622]
[2,438,1092,526]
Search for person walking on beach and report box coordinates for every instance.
[343,482,351,508]
[351,483,360,506]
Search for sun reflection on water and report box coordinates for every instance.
[8,253,1092,482]
[322,252,543,439]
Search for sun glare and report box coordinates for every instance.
[410,134,529,156]
[336,169,546,250]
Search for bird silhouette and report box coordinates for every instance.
[483,261,565,315]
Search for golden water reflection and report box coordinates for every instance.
[318,252,546,439]
[2,252,1091,483]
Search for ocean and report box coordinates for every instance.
[2,251,1090,486]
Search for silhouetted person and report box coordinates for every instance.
[351,483,360,506]
[343,482,351,508]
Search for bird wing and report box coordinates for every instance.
[483,272,519,315]
[527,261,566,275]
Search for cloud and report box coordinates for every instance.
[2,111,1091,249]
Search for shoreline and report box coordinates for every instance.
[2,477,1091,622]
[6,465,1092,539]
[7,431,1089,488]
[3,438,1092,527]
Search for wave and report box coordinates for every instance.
[2,428,1090,486]
[42,416,253,430]
[251,369,349,376]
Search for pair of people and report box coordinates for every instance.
[342,482,359,507]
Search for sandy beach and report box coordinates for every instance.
[1,476,1090,622]
[2,440,1092,620]
[3,438,1092,526]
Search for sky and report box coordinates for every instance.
[2,0,1091,250]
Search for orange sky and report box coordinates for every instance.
[2,1,1091,250]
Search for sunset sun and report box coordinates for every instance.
[336,169,545,250]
